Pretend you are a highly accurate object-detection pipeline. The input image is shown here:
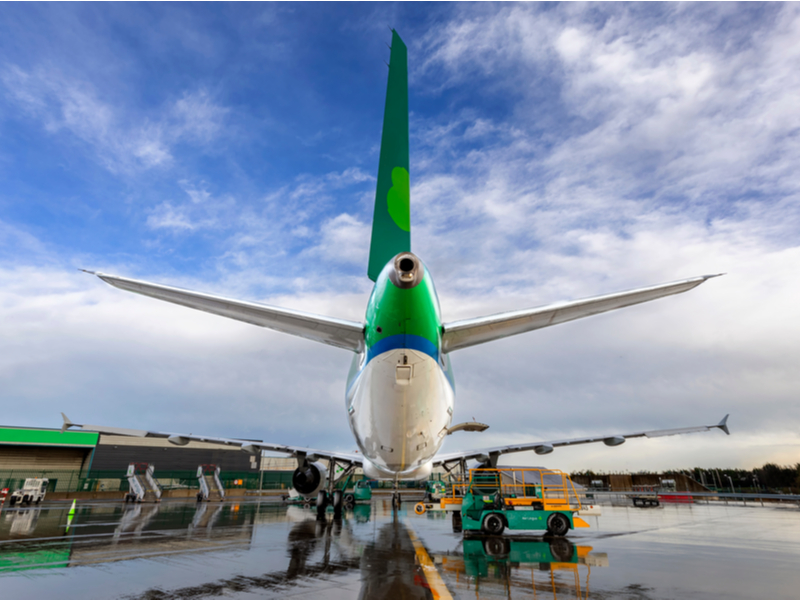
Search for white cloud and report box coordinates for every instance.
[0,67,227,174]
[2,5,799,473]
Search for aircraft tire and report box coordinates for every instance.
[343,493,355,506]
[316,491,328,518]
[332,490,343,518]
[482,513,505,535]
[546,513,570,537]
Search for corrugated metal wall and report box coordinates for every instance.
[90,434,256,473]
[0,445,90,472]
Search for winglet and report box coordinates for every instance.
[60,412,75,433]
[715,414,730,435]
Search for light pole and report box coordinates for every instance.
[726,474,735,495]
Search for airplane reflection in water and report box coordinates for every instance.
[1,501,607,599]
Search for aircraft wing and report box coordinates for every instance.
[441,275,721,352]
[85,271,365,352]
[432,415,730,467]
[60,413,363,466]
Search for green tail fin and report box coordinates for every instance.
[368,30,410,281]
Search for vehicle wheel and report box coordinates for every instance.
[23,495,30,506]
[548,538,574,562]
[196,493,203,502]
[332,490,343,518]
[452,512,462,533]
[482,513,505,535]
[414,502,426,515]
[9,496,16,507]
[343,493,355,506]
[483,537,510,557]
[546,513,570,537]
[316,491,328,518]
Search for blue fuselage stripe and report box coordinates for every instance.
[366,334,439,364]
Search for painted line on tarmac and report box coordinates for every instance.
[404,519,453,600]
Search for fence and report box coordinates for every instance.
[0,469,296,494]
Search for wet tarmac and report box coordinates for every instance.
[1,497,798,599]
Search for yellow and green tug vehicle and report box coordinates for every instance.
[415,468,595,536]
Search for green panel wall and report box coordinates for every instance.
[0,427,98,447]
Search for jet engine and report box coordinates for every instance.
[291,461,328,497]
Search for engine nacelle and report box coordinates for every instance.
[291,461,328,498]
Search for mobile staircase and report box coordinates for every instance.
[196,465,225,502]
[125,463,162,503]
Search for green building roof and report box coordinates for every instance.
[0,426,98,448]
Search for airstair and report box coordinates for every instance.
[125,463,162,503]
[196,465,225,502]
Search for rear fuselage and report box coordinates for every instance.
[346,253,455,479]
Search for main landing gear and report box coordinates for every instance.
[316,490,345,520]
[316,490,344,519]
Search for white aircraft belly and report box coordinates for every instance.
[348,348,454,475]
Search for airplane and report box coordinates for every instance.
[62,31,729,514]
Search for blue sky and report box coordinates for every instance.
[1,3,799,471]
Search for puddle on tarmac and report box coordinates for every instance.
[1,498,798,599]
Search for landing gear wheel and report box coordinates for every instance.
[548,538,574,562]
[332,490,343,518]
[482,513,505,535]
[452,512,462,533]
[343,493,355,507]
[546,513,570,537]
[316,491,328,518]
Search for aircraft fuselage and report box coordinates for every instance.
[346,252,455,479]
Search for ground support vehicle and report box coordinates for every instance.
[457,468,592,536]
[413,484,464,516]
[342,478,372,506]
[422,480,447,503]
[631,485,660,507]
[8,479,48,506]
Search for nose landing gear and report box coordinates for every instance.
[391,478,402,510]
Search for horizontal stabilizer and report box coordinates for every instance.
[87,272,365,352]
[442,275,721,352]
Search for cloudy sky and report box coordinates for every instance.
[1,3,798,472]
